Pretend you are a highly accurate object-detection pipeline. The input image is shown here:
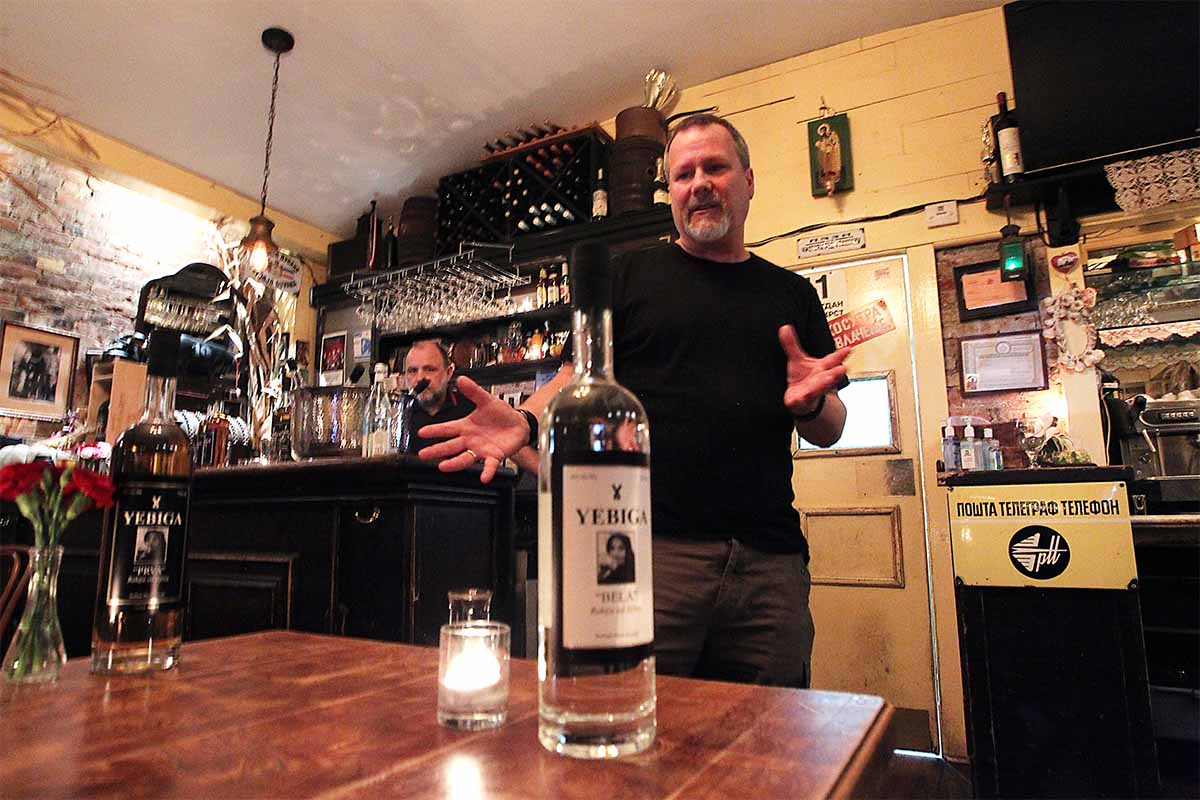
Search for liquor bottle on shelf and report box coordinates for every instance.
[527,326,544,361]
[196,391,231,468]
[536,268,549,307]
[363,363,394,457]
[91,329,191,675]
[271,372,293,463]
[547,267,560,305]
[538,240,655,758]
[383,216,398,269]
[652,157,669,206]
[592,167,608,221]
[993,92,1023,183]
[559,261,570,305]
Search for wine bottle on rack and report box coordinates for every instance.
[994,92,1023,183]
[536,267,549,307]
[592,168,608,221]
[91,329,191,674]
[538,240,655,758]
[652,158,669,206]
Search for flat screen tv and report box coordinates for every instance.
[1005,1,1200,175]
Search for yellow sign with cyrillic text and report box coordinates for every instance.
[947,481,1136,589]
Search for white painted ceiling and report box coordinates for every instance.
[3,0,1000,238]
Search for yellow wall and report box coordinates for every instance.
[635,6,1028,760]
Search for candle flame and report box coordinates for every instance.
[442,643,500,691]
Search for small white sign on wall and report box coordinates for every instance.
[797,228,866,258]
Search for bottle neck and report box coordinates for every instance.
[572,308,613,380]
[142,374,177,424]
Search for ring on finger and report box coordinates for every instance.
[464,448,479,462]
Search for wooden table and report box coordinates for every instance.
[0,631,895,799]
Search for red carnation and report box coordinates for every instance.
[64,466,115,509]
[0,462,53,501]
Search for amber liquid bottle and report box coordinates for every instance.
[91,329,192,674]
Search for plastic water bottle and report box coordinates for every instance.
[942,422,959,470]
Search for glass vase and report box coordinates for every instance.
[2,545,67,684]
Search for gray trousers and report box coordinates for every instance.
[651,536,815,688]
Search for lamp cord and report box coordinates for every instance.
[260,52,280,217]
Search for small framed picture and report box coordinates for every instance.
[319,330,347,387]
[294,339,310,370]
[353,331,372,362]
[0,322,80,422]
[960,331,1048,394]
[954,260,1036,322]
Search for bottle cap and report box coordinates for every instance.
[964,424,975,437]
[944,423,955,437]
[145,329,181,378]
[984,427,993,438]
[570,240,611,311]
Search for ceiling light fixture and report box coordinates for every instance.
[240,27,294,272]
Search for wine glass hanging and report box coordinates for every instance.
[345,242,528,335]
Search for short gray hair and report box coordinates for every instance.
[665,114,751,171]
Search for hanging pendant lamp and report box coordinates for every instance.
[240,27,294,272]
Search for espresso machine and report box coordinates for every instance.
[1118,397,1200,514]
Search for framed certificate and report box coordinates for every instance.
[960,331,1048,394]
[954,260,1036,322]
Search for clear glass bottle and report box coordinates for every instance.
[362,363,394,457]
[960,424,980,471]
[538,240,655,759]
[91,329,191,674]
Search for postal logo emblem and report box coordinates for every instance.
[1008,525,1070,579]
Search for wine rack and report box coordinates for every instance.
[436,127,611,253]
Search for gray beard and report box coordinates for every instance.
[683,208,731,243]
[419,386,448,413]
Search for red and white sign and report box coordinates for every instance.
[828,299,896,350]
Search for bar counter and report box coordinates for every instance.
[2,456,518,657]
[0,631,896,799]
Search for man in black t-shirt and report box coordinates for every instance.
[402,340,475,454]
[418,115,850,688]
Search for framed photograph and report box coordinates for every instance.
[319,330,347,387]
[954,260,1036,322]
[353,330,372,363]
[0,322,80,422]
[960,331,1048,394]
[294,339,310,370]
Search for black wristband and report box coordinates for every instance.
[517,408,539,449]
[793,393,826,423]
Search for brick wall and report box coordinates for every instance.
[936,237,1062,464]
[0,142,226,438]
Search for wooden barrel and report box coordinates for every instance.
[398,196,437,242]
[608,136,662,216]
[615,106,666,145]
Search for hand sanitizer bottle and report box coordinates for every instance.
[942,422,959,471]
[983,427,1003,470]
[961,424,979,470]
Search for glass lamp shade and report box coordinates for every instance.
[241,214,279,272]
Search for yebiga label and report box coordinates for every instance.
[103,481,189,606]
[561,464,653,649]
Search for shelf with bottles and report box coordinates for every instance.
[436,127,610,253]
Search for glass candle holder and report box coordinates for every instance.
[437,620,510,730]
[447,588,492,624]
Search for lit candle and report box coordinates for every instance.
[437,621,510,729]
[441,643,500,692]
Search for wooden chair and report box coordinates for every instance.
[0,545,33,639]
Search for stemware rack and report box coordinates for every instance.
[342,241,533,335]
[436,127,611,253]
